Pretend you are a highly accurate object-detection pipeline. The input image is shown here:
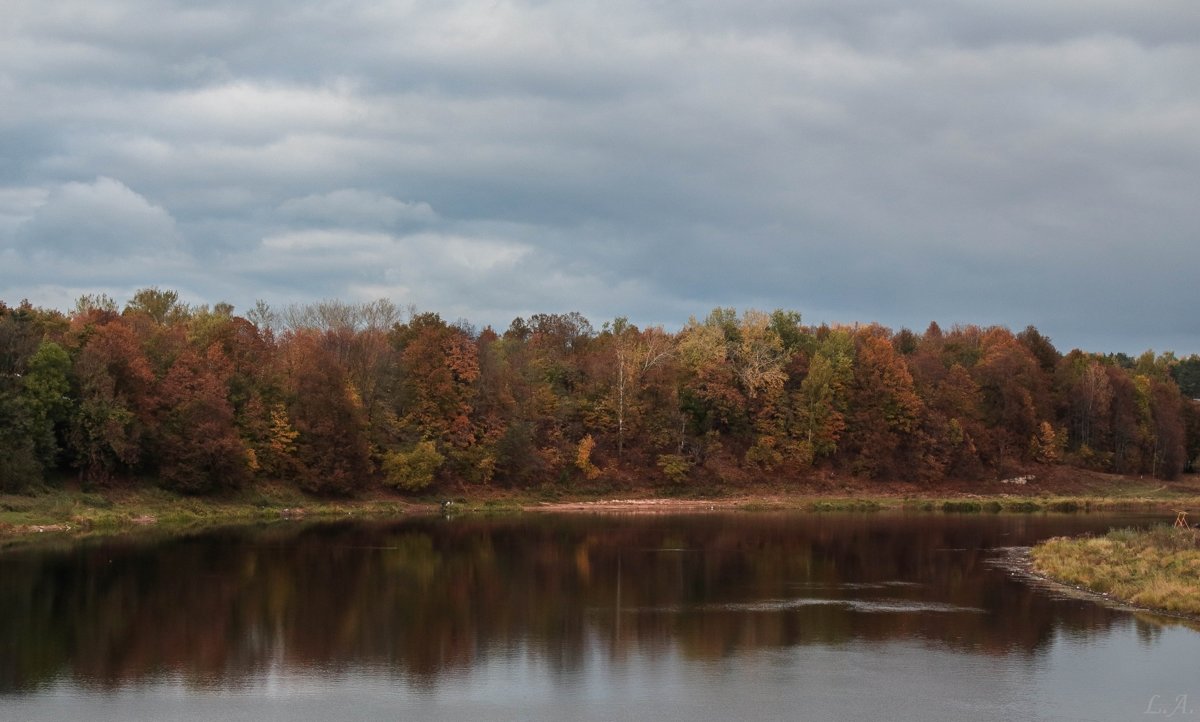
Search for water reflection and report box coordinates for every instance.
[0,512,1178,697]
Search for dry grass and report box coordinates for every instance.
[1031,525,1200,615]
[3,474,1200,544]
[0,485,418,541]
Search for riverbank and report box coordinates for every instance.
[3,469,1199,543]
[1031,525,1200,616]
[0,484,421,544]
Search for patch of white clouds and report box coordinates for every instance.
[346,250,668,332]
[0,177,200,308]
[248,228,528,277]
[277,190,437,228]
[260,229,393,253]
[0,186,49,237]
[157,81,370,142]
[13,177,183,257]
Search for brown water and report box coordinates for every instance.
[1,512,1196,721]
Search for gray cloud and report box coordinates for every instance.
[14,177,183,257]
[0,0,1197,352]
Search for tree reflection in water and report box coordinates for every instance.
[0,512,1176,693]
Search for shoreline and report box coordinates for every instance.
[521,494,1190,513]
[3,473,1199,544]
[1028,526,1200,620]
[996,547,1200,625]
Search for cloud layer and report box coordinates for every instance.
[1,0,1197,352]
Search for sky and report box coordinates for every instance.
[1,0,1198,354]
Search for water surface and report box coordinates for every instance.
[1,512,1196,721]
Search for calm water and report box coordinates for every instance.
[1,512,1197,721]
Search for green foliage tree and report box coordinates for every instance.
[793,329,854,464]
[1171,355,1200,399]
[656,453,692,483]
[124,287,187,325]
[0,305,68,489]
[21,341,71,472]
[383,441,445,491]
[67,320,154,483]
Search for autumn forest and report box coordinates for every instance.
[2,289,1198,496]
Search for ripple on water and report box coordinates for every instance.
[707,598,983,614]
[600,597,984,614]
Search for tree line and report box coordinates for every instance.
[1,289,1197,494]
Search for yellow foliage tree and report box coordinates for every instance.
[575,434,601,480]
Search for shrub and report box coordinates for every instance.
[383,441,445,492]
[657,454,692,483]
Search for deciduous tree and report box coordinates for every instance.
[281,330,371,495]
[67,318,154,483]
[155,346,250,493]
[843,331,924,478]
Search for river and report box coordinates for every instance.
[1,512,1195,721]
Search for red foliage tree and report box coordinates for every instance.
[281,330,371,495]
[154,346,250,493]
[842,332,925,479]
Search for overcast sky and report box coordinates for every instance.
[2,0,1198,353]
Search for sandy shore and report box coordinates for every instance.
[523,497,756,513]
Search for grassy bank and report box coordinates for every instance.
[3,473,1200,544]
[0,484,419,543]
[1031,525,1200,616]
